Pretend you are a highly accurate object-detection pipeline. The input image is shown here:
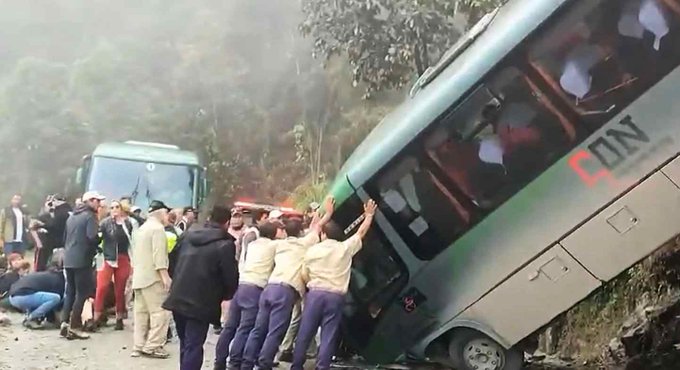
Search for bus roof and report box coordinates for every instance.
[331,0,567,203]
[92,142,201,166]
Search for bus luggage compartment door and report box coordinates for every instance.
[662,156,680,189]
[561,172,680,282]
[457,244,600,346]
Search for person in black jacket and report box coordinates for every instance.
[163,205,239,370]
[60,191,105,340]
[9,252,66,329]
[93,200,133,330]
[34,194,72,272]
[0,259,30,298]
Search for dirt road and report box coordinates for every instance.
[0,311,215,370]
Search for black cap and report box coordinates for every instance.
[148,200,170,213]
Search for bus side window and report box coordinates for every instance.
[427,67,575,210]
[529,0,680,128]
[368,156,470,260]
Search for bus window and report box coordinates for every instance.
[427,67,574,209]
[368,156,471,260]
[529,0,680,129]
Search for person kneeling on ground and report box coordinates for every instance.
[291,199,377,370]
[163,205,239,370]
[0,259,30,300]
[9,250,66,330]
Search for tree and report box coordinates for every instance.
[299,0,502,97]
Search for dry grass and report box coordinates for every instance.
[537,239,680,363]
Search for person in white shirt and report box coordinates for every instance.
[214,220,284,370]
[0,195,29,256]
[240,197,335,370]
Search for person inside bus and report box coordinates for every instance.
[555,1,667,112]
[290,199,378,370]
[378,158,468,248]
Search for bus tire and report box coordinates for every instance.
[448,329,523,370]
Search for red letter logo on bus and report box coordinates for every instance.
[569,150,615,187]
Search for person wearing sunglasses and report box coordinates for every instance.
[93,200,134,330]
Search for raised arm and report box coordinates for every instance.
[309,196,335,235]
[356,199,377,240]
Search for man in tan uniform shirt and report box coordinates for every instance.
[240,197,335,370]
[291,199,377,370]
[214,220,284,370]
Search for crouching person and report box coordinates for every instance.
[291,199,377,370]
[9,250,66,330]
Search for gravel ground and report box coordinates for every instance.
[0,311,204,370]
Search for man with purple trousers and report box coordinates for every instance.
[239,197,335,370]
[214,220,284,370]
[291,199,377,370]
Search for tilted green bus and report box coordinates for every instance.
[329,0,680,369]
[74,141,208,211]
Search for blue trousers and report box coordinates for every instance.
[291,290,345,370]
[173,312,210,370]
[9,292,62,321]
[215,284,263,369]
[4,241,26,256]
[240,284,297,370]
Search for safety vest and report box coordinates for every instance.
[166,230,178,254]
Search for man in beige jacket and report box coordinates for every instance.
[131,200,172,359]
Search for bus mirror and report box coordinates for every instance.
[203,177,210,198]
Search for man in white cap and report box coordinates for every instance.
[60,190,105,340]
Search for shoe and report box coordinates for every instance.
[68,327,91,340]
[213,324,223,335]
[114,319,124,331]
[82,319,98,333]
[59,322,70,338]
[130,350,142,358]
[22,318,43,330]
[141,347,170,359]
[278,351,293,363]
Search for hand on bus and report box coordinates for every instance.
[356,199,377,240]
[364,199,377,217]
[323,195,335,215]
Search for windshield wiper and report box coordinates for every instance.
[409,7,501,98]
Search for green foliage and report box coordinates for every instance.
[291,181,328,210]
[0,0,399,210]
[299,0,503,97]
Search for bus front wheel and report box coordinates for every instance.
[448,329,523,370]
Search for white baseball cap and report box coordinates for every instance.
[82,191,106,202]
[268,210,284,220]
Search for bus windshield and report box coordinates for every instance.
[87,156,196,210]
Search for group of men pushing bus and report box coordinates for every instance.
[164,196,377,370]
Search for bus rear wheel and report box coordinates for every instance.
[448,329,522,370]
